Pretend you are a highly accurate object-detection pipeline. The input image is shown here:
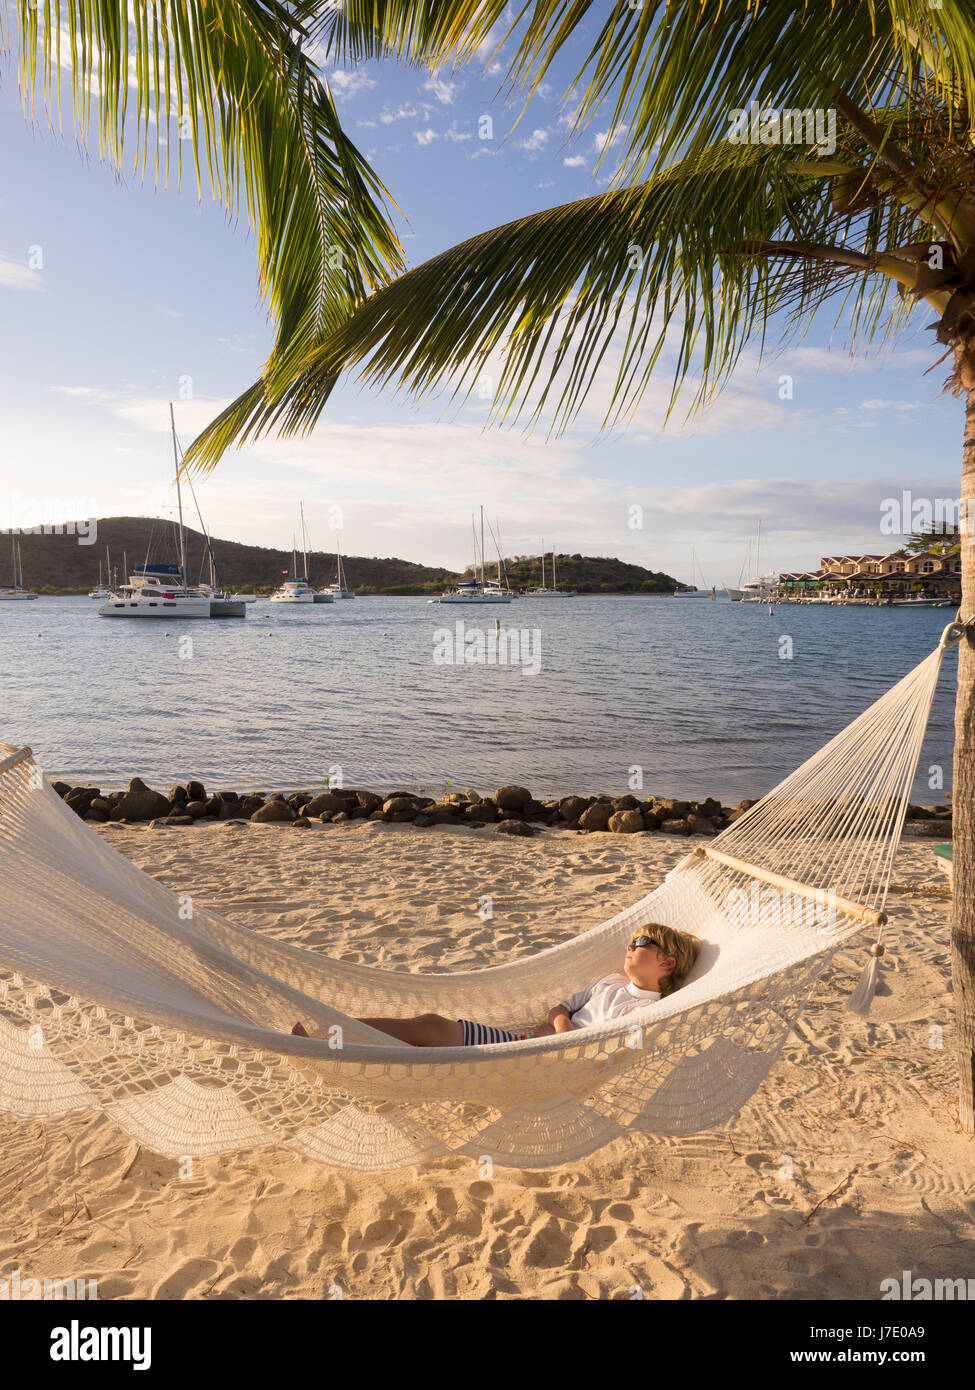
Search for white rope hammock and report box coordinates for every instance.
[0,623,962,1170]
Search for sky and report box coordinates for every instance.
[0,17,966,588]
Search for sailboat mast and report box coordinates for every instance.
[553,548,557,592]
[541,539,545,589]
[300,503,309,582]
[480,505,485,585]
[169,403,187,588]
[756,519,762,578]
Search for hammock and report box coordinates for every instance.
[0,622,962,1171]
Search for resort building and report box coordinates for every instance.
[778,550,962,601]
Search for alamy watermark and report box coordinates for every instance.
[1,1268,98,1300]
[881,1269,975,1300]
[879,490,971,537]
[727,101,836,156]
[433,620,542,675]
[2,493,99,545]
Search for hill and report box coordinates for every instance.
[4,520,682,595]
[493,553,681,594]
[5,518,456,595]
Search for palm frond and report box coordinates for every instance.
[182,131,950,460]
[6,1,405,467]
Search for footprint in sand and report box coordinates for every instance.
[152,1258,220,1299]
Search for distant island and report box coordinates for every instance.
[5,518,682,595]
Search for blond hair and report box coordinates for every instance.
[630,923,701,998]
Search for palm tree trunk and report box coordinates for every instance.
[953,388,975,1132]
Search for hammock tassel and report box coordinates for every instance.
[847,943,885,1017]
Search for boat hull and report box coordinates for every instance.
[98,598,211,618]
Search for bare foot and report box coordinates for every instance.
[291,1022,309,1037]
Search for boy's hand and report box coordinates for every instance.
[553,1014,576,1033]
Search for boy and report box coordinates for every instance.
[292,923,700,1046]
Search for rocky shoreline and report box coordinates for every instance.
[50,777,955,839]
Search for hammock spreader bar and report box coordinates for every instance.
[692,845,888,928]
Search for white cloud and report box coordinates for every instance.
[0,254,41,292]
[593,124,629,153]
[518,128,549,152]
[563,155,588,169]
[860,398,927,411]
[424,76,458,105]
[327,69,378,99]
[444,123,473,143]
[380,102,422,124]
[414,128,439,147]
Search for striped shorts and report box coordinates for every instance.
[459,1018,527,1046]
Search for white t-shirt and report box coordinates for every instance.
[562,973,661,1030]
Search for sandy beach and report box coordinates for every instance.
[1,821,971,1301]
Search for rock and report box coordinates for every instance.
[466,802,498,823]
[218,801,243,820]
[736,798,756,811]
[167,814,194,827]
[332,811,350,823]
[493,785,532,811]
[609,809,645,833]
[443,792,467,804]
[382,795,418,815]
[292,816,311,828]
[83,808,109,823]
[89,797,111,815]
[906,804,935,820]
[557,797,589,823]
[905,819,951,837]
[387,810,417,823]
[522,799,549,820]
[250,800,296,823]
[168,784,188,803]
[184,800,208,818]
[495,819,535,837]
[697,797,722,819]
[688,814,717,836]
[185,781,206,803]
[65,787,98,811]
[217,791,239,803]
[52,781,71,797]
[356,790,383,814]
[654,798,691,820]
[641,812,659,832]
[413,814,432,828]
[118,778,171,822]
[241,796,265,813]
[659,818,692,836]
[612,794,640,812]
[578,802,613,832]
[202,796,223,817]
[368,809,386,821]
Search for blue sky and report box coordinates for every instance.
[0,23,965,586]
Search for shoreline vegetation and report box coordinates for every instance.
[5,517,681,596]
[52,778,955,838]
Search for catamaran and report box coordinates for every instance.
[318,534,355,599]
[88,546,113,599]
[429,507,513,603]
[271,507,331,604]
[99,406,213,618]
[0,538,38,600]
[526,540,576,596]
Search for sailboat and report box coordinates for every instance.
[98,406,211,618]
[739,521,778,602]
[270,505,331,604]
[0,538,38,600]
[526,540,576,596]
[429,507,513,603]
[318,534,355,599]
[88,546,112,600]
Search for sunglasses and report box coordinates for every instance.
[627,935,663,951]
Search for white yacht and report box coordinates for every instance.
[89,546,114,600]
[430,577,513,604]
[230,592,259,603]
[429,507,514,603]
[1,540,38,600]
[318,535,355,599]
[526,540,576,596]
[99,563,212,618]
[272,506,332,604]
[740,571,779,602]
